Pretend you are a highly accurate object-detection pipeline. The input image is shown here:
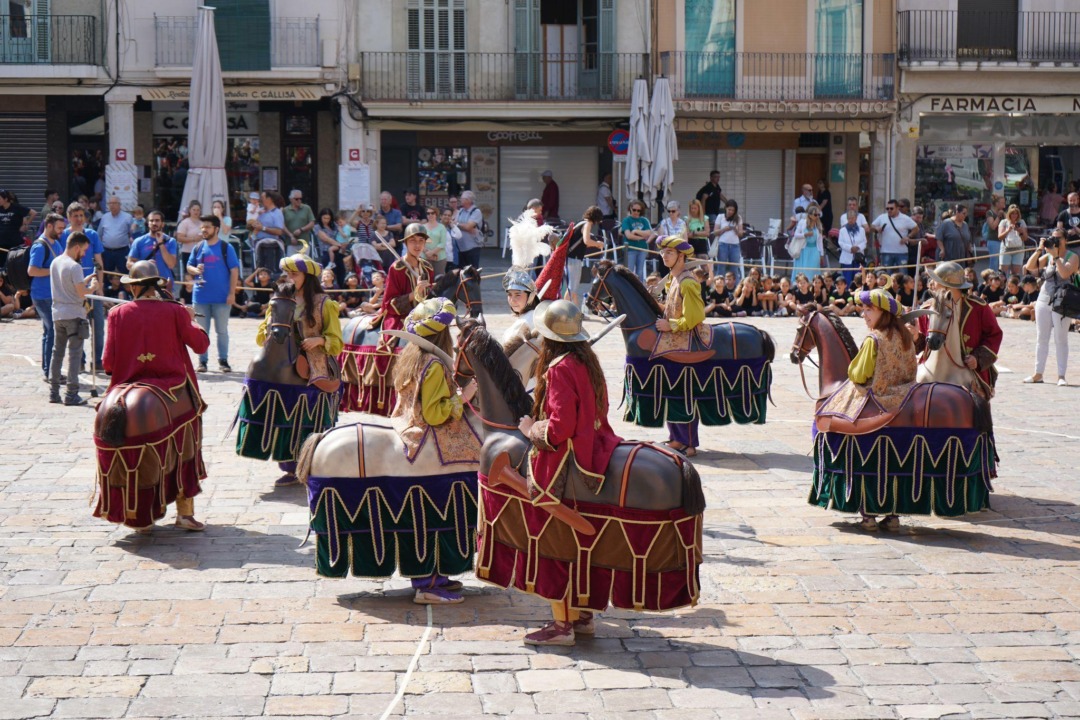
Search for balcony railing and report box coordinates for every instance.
[660,52,895,102]
[0,15,99,64]
[359,52,645,102]
[154,16,320,68]
[899,10,1080,63]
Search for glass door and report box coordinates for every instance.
[281,112,316,205]
[815,0,863,99]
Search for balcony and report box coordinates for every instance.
[358,52,646,103]
[660,52,895,102]
[154,16,320,69]
[0,15,99,65]
[899,10,1080,64]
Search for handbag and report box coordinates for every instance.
[785,224,807,258]
[1003,224,1023,250]
[1052,282,1080,319]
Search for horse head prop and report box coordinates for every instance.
[434,265,484,318]
[247,284,305,386]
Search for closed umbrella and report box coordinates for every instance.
[177,6,229,226]
[648,77,678,211]
[624,78,653,210]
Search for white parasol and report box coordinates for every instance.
[648,77,678,210]
[177,6,230,224]
[624,77,653,210]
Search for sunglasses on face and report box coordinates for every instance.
[668,210,678,214]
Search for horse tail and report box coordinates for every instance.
[680,457,706,516]
[972,392,994,438]
[99,398,127,446]
[296,431,325,486]
[760,328,776,364]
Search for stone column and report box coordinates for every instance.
[338,98,380,208]
[105,92,138,210]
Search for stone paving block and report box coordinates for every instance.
[966,702,1051,719]
[128,694,267,718]
[52,698,130,719]
[140,672,270,697]
[984,682,1063,703]
[517,669,586,693]
[402,693,483,715]
[269,672,332,696]
[682,666,755,688]
[0,699,56,720]
[479,692,536,715]
[981,661,1080,683]
[471,672,519,694]
[863,684,936,704]
[264,696,349,716]
[850,664,935,686]
[26,676,144,698]
[599,688,673,712]
[789,707,896,720]
[531,690,605,715]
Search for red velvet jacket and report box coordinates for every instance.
[528,353,622,506]
[380,258,434,332]
[103,299,209,391]
[917,294,1003,388]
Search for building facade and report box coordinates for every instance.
[0,0,346,223]
[895,0,1080,234]
[656,0,897,232]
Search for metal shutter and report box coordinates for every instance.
[498,146,599,238]
[742,149,783,232]
[670,148,715,212]
[0,114,47,207]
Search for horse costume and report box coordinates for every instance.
[234,255,342,480]
[587,260,774,429]
[459,307,704,646]
[298,298,481,603]
[93,262,209,531]
[791,302,995,519]
[338,265,482,414]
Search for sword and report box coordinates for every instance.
[84,295,204,318]
[589,314,626,345]
[379,237,421,283]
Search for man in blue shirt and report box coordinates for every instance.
[187,214,239,373]
[26,213,67,380]
[127,209,178,288]
[378,191,403,238]
[60,202,105,368]
[97,196,133,293]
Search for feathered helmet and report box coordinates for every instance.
[280,253,322,277]
[504,208,555,304]
[406,297,456,338]
[855,288,901,316]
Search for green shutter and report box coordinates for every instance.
[598,0,614,98]
[215,0,271,72]
[513,0,539,97]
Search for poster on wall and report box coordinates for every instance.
[418,147,469,203]
[471,147,498,232]
[338,163,371,211]
[105,163,139,212]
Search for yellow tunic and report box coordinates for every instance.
[817,329,917,419]
[391,356,480,464]
[257,296,343,356]
[420,361,464,426]
[652,271,711,357]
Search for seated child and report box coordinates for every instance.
[340,272,365,316]
[994,275,1022,317]
[704,276,734,318]
[758,275,778,316]
[360,270,386,313]
[776,276,795,316]
[1009,275,1039,320]
[829,276,856,316]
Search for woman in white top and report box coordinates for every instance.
[997,203,1027,278]
[659,200,688,240]
[175,201,203,286]
[711,199,744,279]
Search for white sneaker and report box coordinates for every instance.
[1058,377,1068,387]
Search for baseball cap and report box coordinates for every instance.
[248,191,260,200]
[541,170,553,178]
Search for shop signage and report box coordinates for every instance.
[675,99,894,116]
[142,86,323,102]
[485,131,543,143]
[675,116,891,134]
[607,129,629,155]
[916,96,1080,115]
[152,112,259,136]
[921,115,1080,144]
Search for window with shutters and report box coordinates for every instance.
[957,0,1017,60]
[407,0,467,98]
[815,0,862,98]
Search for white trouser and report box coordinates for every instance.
[1034,299,1070,378]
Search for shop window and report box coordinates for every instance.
[914,144,993,226]
[684,0,735,97]
[815,0,863,99]
[417,147,469,206]
[282,112,316,207]
[957,0,1017,61]
[407,0,467,98]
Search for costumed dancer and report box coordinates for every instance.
[236,253,342,485]
[337,223,433,414]
[916,261,1003,400]
[390,297,481,603]
[655,236,710,457]
[93,261,209,534]
[514,299,623,646]
[815,288,916,531]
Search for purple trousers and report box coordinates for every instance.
[667,420,699,448]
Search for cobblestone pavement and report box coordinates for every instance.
[2,258,1080,720]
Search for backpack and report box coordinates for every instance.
[5,239,53,292]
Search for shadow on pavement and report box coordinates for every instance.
[114,524,312,569]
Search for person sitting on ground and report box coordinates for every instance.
[791,273,815,309]
[0,272,15,319]
[360,270,386,314]
[644,271,664,301]
[704,275,734,318]
[340,272,364,316]
[242,267,274,317]
[829,276,856,316]
[734,276,759,317]
[758,275,779,316]
[776,276,795,316]
[995,275,1022,317]
[1012,275,1040,321]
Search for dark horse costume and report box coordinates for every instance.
[458,321,705,612]
[791,305,995,517]
[94,298,209,528]
[587,261,774,428]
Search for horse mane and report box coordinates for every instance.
[503,328,537,358]
[433,270,457,297]
[459,319,532,418]
[274,281,297,300]
[805,303,859,358]
[598,260,662,315]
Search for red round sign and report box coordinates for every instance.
[607,129,629,155]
